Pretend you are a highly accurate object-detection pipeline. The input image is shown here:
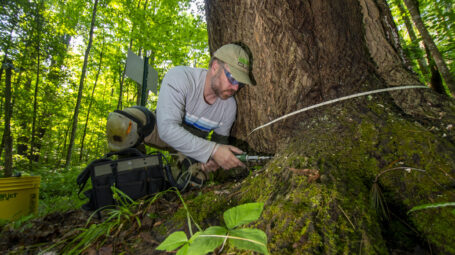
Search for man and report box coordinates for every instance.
[107,43,253,172]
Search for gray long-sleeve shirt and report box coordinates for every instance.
[155,66,237,163]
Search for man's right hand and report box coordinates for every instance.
[211,144,246,170]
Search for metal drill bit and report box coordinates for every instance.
[236,154,273,161]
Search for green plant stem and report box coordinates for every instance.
[219,234,229,253]
[172,187,202,233]
[374,167,426,182]
[198,234,266,246]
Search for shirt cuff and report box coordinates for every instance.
[210,143,219,158]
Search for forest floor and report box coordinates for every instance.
[0,181,236,255]
[1,197,182,254]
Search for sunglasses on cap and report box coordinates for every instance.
[223,67,245,89]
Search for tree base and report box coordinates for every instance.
[163,95,455,254]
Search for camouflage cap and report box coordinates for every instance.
[213,44,253,85]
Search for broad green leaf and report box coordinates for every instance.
[189,231,201,243]
[186,226,227,255]
[223,203,264,229]
[156,231,188,251]
[408,202,455,214]
[177,243,189,255]
[228,228,269,255]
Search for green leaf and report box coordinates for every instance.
[229,228,269,255]
[187,226,227,255]
[408,202,455,214]
[223,203,264,229]
[189,231,201,243]
[156,231,188,251]
[177,244,189,255]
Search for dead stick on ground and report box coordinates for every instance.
[337,205,355,229]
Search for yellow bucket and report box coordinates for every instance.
[0,176,41,221]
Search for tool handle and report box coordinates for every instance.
[236,154,247,161]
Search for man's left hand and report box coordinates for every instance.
[201,159,219,172]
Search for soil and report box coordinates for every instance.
[0,196,181,254]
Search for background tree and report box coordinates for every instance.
[204,0,455,253]
[30,0,44,164]
[391,0,429,82]
[403,0,454,94]
[65,0,98,168]
[2,60,14,177]
[79,37,105,161]
[1,0,209,173]
[390,0,455,95]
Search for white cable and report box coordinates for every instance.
[249,85,428,134]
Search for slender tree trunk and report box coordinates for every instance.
[117,59,126,110]
[403,0,455,94]
[119,0,142,110]
[0,56,7,91]
[58,116,72,168]
[117,35,136,111]
[135,0,151,106]
[65,0,98,168]
[424,44,444,94]
[30,1,43,166]
[393,0,428,79]
[0,58,6,159]
[30,43,40,164]
[434,1,454,42]
[0,18,17,160]
[2,60,14,177]
[0,25,15,92]
[17,122,29,156]
[0,136,3,161]
[79,42,104,161]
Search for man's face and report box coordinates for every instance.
[211,63,241,100]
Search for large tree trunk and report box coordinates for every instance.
[65,0,98,168]
[195,0,455,254]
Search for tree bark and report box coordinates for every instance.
[392,0,428,79]
[0,29,15,160]
[425,44,445,94]
[434,0,454,42]
[65,0,98,168]
[199,0,455,253]
[30,3,41,165]
[79,41,104,161]
[403,0,455,95]
[117,63,125,110]
[117,0,139,111]
[2,60,13,177]
[58,115,72,169]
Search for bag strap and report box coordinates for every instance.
[114,107,155,148]
[131,106,155,138]
[77,158,111,199]
[163,155,203,192]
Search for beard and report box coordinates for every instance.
[211,69,236,100]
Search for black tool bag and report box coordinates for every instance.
[77,148,168,211]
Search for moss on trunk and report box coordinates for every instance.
[159,95,455,254]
